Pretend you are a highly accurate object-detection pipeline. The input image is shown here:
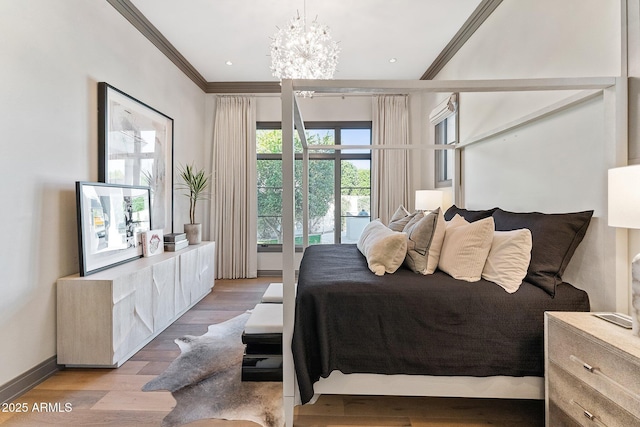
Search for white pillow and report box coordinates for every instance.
[438,215,495,282]
[402,208,446,275]
[482,229,532,293]
[357,219,408,276]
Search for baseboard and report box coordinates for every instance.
[257,270,283,277]
[257,270,298,277]
[0,356,60,404]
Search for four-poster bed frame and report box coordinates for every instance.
[279,76,627,426]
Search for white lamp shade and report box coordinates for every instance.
[415,190,443,211]
[608,165,640,229]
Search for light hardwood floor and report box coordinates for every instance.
[1,277,543,426]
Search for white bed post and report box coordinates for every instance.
[281,79,296,426]
[604,76,630,314]
[295,97,310,248]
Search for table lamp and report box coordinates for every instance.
[415,190,443,212]
[608,164,640,336]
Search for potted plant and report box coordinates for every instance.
[177,163,210,244]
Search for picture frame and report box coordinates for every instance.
[141,229,165,258]
[76,181,152,276]
[98,82,173,234]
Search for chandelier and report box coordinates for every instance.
[270,6,339,96]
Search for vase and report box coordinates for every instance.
[184,223,202,245]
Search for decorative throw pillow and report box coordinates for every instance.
[444,205,498,222]
[357,219,408,276]
[492,208,593,296]
[388,205,419,232]
[438,215,495,282]
[402,208,446,274]
[482,229,532,293]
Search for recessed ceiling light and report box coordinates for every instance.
[389,58,397,63]
[225,60,233,66]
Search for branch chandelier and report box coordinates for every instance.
[270,2,340,96]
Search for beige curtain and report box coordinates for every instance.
[371,95,411,224]
[210,96,257,279]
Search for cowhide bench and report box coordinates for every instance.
[241,301,283,382]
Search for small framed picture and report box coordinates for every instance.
[76,181,151,276]
[142,229,165,257]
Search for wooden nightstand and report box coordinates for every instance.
[545,312,640,426]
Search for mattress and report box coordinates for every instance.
[291,244,590,404]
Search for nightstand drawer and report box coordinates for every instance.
[547,318,640,419]
[548,361,640,427]
[548,400,582,427]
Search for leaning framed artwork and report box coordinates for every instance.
[76,181,152,276]
[98,82,173,234]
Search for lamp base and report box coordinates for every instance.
[633,253,640,337]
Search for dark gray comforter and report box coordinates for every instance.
[292,244,590,404]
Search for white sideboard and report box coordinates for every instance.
[57,241,215,367]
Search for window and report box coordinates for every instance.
[434,113,456,187]
[257,122,371,249]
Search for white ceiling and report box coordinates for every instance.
[129,0,482,82]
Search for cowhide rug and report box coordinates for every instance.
[142,312,284,427]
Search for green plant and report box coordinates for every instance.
[177,163,210,224]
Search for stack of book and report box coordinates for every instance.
[164,232,188,252]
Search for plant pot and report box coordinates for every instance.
[184,223,202,245]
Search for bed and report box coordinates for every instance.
[279,77,626,426]
[292,242,590,404]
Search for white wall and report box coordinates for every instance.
[432,0,623,311]
[0,1,206,388]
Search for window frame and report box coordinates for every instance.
[257,121,372,251]
[434,113,457,188]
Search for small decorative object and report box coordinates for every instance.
[142,229,164,257]
[76,181,151,276]
[164,232,187,243]
[165,239,189,252]
[164,232,188,252]
[608,164,640,336]
[270,3,339,97]
[98,82,174,234]
[177,163,210,245]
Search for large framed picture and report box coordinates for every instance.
[98,82,173,234]
[76,181,152,276]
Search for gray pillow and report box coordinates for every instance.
[403,208,444,274]
[388,205,419,232]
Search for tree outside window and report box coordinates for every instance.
[257,122,371,247]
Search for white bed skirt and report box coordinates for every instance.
[297,371,544,406]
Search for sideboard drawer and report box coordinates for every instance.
[548,361,640,427]
[547,318,640,420]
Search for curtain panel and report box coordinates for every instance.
[371,95,411,224]
[210,96,257,279]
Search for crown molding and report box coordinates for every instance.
[106,0,209,92]
[109,0,501,92]
[206,81,282,94]
[421,0,503,80]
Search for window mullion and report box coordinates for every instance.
[334,126,341,244]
